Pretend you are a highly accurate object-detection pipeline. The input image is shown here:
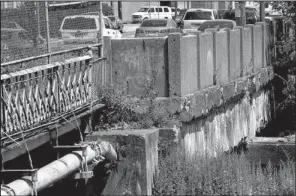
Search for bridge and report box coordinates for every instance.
[0,21,283,195]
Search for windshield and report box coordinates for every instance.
[141,20,167,27]
[138,7,149,12]
[184,11,212,20]
[62,17,97,30]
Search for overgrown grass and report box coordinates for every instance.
[153,149,295,196]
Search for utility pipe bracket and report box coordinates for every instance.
[1,169,38,182]
[73,171,93,179]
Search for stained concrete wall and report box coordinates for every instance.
[199,32,215,89]
[214,30,229,84]
[105,22,267,97]
[242,27,253,75]
[168,34,198,96]
[86,129,159,195]
[111,37,168,97]
[254,25,264,71]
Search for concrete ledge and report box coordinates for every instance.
[85,129,159,195]
[245,137,295,166]
[144,67,274,120]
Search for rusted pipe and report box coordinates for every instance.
[1,141,117,196]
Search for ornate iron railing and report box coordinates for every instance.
[1,55,94,138]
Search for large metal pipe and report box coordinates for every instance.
[1,141,117,196]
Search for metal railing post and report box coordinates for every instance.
[45,1,51,64]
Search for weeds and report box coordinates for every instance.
[153,148,295,196]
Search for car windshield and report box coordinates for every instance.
[223,11,235,20]
[138,7,149,12]
[141,20,167,27]
[179,9,187,15]
[198,21,234,31]
[62,17,97,30]
[184,11,212,20]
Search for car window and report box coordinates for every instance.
[159,8,163,12]
[138,7,149,12]
[148,8,155,13]
[164,8,169,12]
[62,17,97,30]
[184,11,212,20]
[141,20,168,27]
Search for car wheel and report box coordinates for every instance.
[165,17,168,19]
[143,17,148,20]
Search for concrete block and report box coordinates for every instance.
[222,82,235,101]
[256,22,267,68]
[168,33,182,96]
[181,35,199,95]
[247,24,255,74]
[254,25,263,71]
[85,129,159,195]
[168,34,199,96]
[199,32,214,89]
[206,86,222,109]
[226,29,241,81]
[245,137,295,166]
[111,37,168,97]
[214,30,229,84]
[103,36,112,84]
[242,27,253,76]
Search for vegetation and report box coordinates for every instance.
[153,148,295,196]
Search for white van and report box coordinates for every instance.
[60,14,122,44]
[181,8,218,30]
[132,6,172,23]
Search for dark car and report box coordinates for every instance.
[218,9,235,20]
[217,8,259,25]
[107,15,124,33]
[135,19,183,38]
[198,19,236,31]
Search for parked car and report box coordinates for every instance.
[180,8,219,29]
[217,8,259,25]
[132,6,173,23]
[60,14,122,44]
[175,9,188,26]
[135,19,182,38]
[217,9,235,20]
[107,15,124,33]
[197,19,236,31]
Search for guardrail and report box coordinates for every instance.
[0,55,97,139]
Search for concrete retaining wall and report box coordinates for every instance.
[111,37,169,96]
[102,22,268,97]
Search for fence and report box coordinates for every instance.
[1,1,105,65]
[0,55,102,146]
